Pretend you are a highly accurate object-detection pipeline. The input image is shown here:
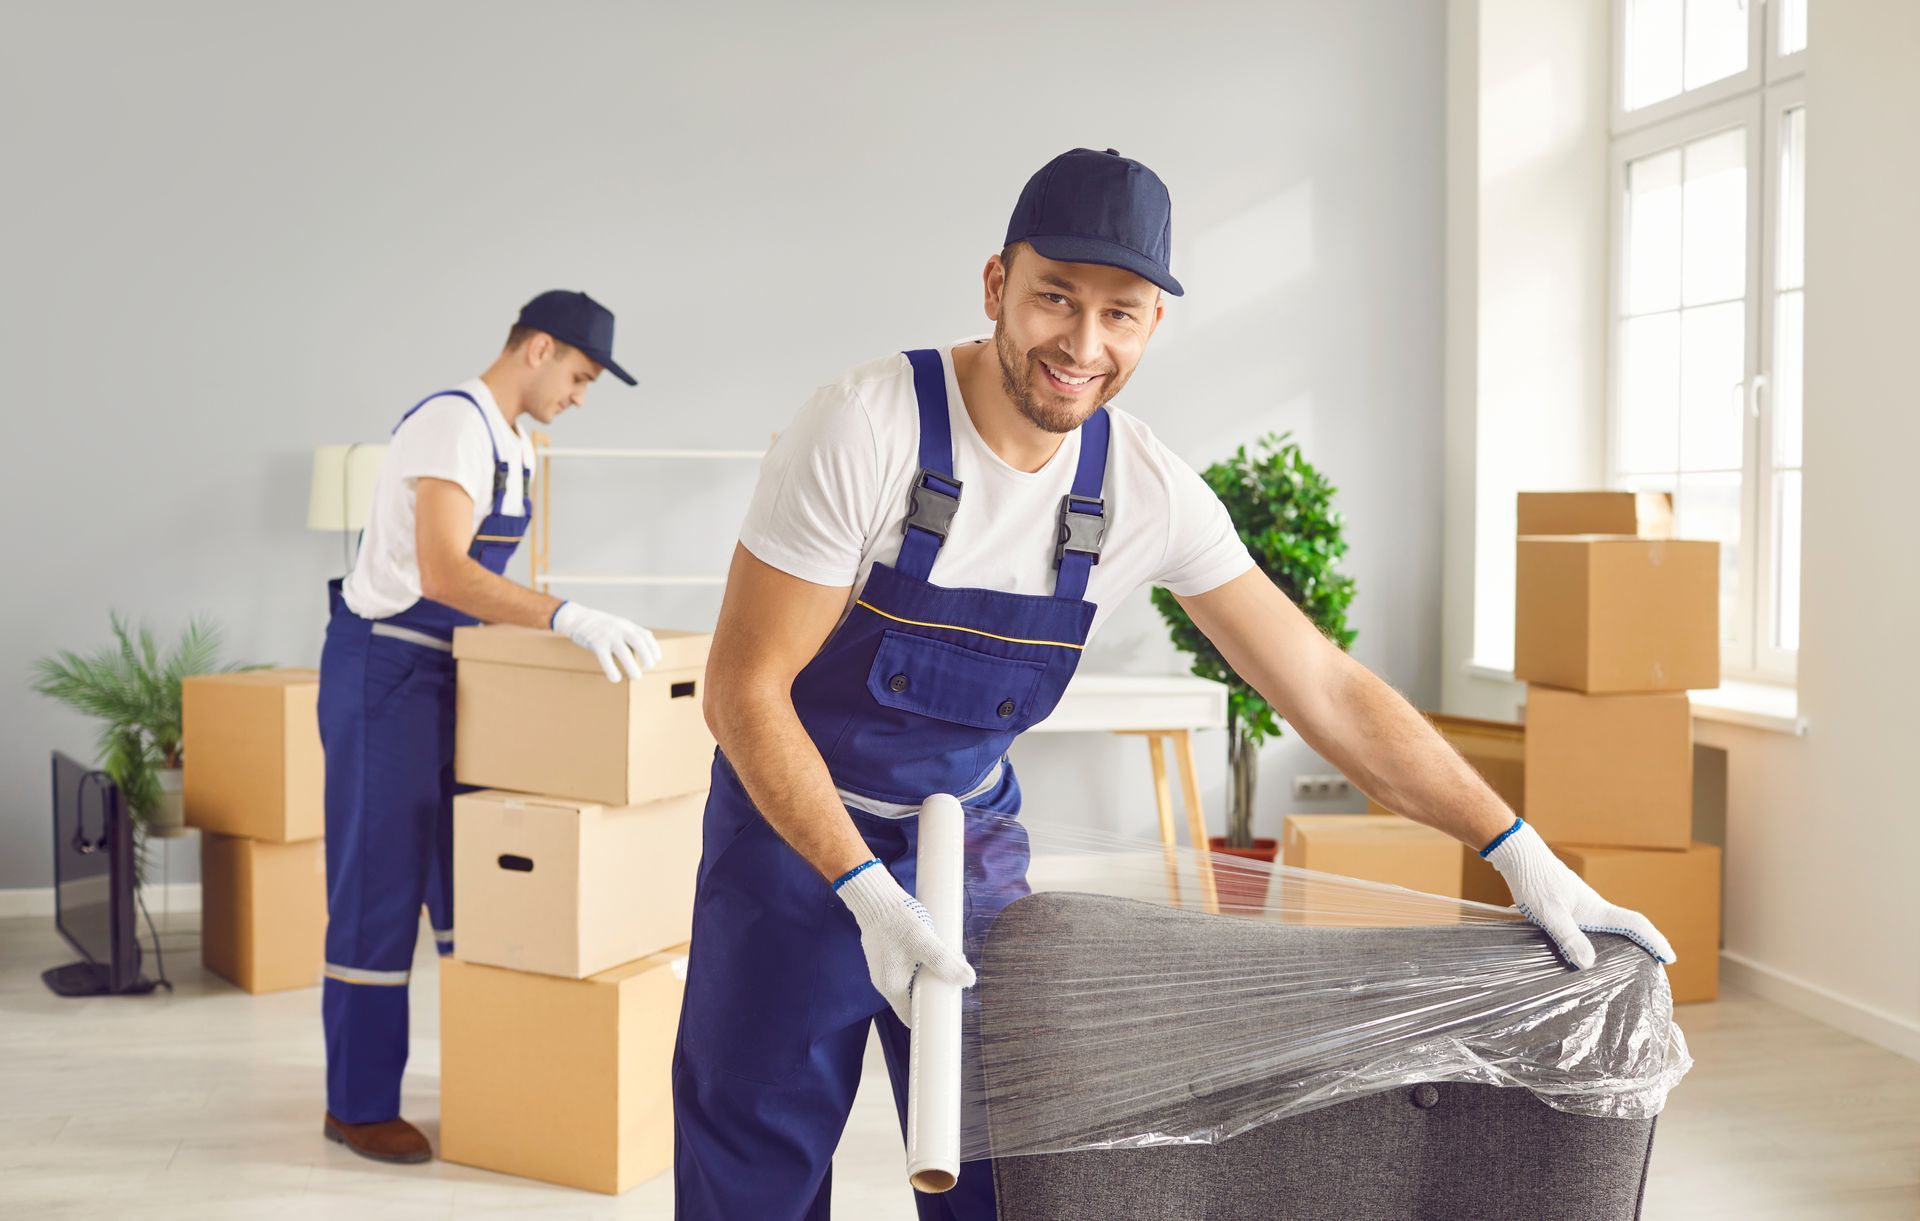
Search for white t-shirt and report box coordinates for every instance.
[341,377,536,620]
[738,340,1254,636]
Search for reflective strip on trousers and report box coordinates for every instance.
[368,623,453,652]
[325,964,412,986]
[836,758,1005,819]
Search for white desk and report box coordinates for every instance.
[1029,673,1226,912]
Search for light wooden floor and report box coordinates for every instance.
[2,910,1915,1219]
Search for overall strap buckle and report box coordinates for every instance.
[1055,493,1107,568]
[905,467,963,540]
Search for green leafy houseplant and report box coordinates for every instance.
[1152,433,1357,851]
[32,615,261,880]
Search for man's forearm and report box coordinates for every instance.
[1283,655,1514,851]
[707,683,874,883]
[423,557,563,629]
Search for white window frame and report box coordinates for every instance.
[1607,0,1805,685]
[1754,76,1805,677]
[1769,0,1808,79]
[1612,0,1766,136]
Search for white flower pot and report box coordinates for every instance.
[149,767,189,838]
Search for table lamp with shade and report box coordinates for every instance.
[307,443,387,572]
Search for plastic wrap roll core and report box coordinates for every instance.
[905,792,964,1193]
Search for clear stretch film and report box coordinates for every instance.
[905,792,964,1192]
[945,812,1693,1164]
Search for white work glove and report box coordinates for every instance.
[550,601,662,683]
[834,859,976,1026]
[1483,818,1676,970]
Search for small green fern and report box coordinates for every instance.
[32,616,263,875]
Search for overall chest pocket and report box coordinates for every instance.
[469,519,525,571]
[865,629,1050,730]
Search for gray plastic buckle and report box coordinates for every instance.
[1055,494,1107,567]
[905,468,963,539]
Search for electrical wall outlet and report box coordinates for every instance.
[1292,773,1353,800]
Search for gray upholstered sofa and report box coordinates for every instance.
[978,894,1670,1221]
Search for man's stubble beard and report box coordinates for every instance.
[992,320,1127,435]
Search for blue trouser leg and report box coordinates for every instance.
[672,755,1024,1220]
[424,794,457,958]
[877,797,1031,1220]
[871,1009,1002,1220]
[317,620,455,1124]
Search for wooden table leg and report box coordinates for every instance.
[1172,729,1220,914]
[1141,732,1182,907]
[532,430,551,591]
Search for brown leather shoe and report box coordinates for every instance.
[323,1112,432,1164]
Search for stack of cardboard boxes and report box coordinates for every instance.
[1504,491,1723,1003]
[182,670,328,993]
[1296,492,1723,1003]
[438,624,714,1195]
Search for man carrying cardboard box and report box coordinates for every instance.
[677,149,1678,1219]
[316,291,662,1164]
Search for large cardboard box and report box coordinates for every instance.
[454,625,713,807]
[200,832,326,993]
[1516,491,1673,539]
[1555,842,1721,1004]
[1514,536,1720,693]
[440,947,688,1194]
[182,669,324,842]
[454,789,704,979]
[1282,815,1464,896]
[1523,685,1692,849]
[1280,815,1465,926]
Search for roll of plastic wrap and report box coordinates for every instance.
[905,791,964,1193]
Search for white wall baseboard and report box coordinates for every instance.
[1722,950,1920,1064]
[0,883,202,920]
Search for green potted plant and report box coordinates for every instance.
[1152,433,1357,899]
[32,615,261,876]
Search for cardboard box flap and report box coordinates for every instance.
[1286,815,1458,847]
[459,789,600,816]
[588,943,692,987]
[453,624,710,673]
[1515,534,1718,554]
[183,668,318,690]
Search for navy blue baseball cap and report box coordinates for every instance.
[515,290,636,385]
[1004,148,1183,297]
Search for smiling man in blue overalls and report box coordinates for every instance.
[317,291,663,1164]
[674,150,1676,1219]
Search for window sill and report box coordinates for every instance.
[1463,661,1808,736]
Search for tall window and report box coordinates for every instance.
[1610,0,1806,681]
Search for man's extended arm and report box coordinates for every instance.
[415,477,660,680]
[1175,568,1675,968]
[1175,569,1513,848]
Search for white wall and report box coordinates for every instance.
[1704,0,1920,1054]
[1443,0,1611,719]
[3,2,1448,892]
[1444,0,1920,1055]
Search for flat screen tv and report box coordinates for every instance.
[45,751,157,996]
